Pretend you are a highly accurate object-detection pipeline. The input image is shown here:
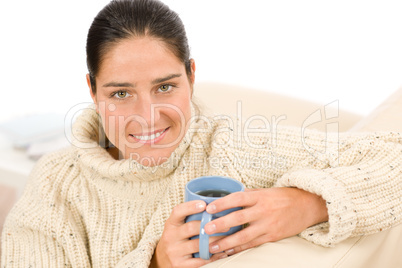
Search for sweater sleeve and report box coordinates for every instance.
[115,181,181,268]
[1,149,91,267]
[209,119,402,247]
[114,224,159,268]
[275,130,402,246]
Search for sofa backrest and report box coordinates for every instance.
[193,82,362,133]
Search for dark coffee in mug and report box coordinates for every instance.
[195,189,231,198]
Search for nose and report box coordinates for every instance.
[134,94,161,129]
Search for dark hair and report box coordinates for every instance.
[86,0,192,94]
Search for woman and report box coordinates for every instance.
[2,0,402,267]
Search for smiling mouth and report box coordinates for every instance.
[129,127,169,142]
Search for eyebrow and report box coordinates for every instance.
[151,73,182,85]
[103,82,135,88]
[102,73,182,88]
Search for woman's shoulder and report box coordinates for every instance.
[5,146,80,232]
[28,146,79,189]
[34,146,76,169]
[194,112,308,142]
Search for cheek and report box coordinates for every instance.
[98,106,109,131]
[98,105,126,140]
[181,96,192,122]
[166,97,191,126]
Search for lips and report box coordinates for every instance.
[129,127,169,143]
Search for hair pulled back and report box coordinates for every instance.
[86,0,191,94]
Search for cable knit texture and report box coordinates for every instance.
[2,105,402,267]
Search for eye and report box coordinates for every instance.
[112,90,131,99]
[158,84,172,92]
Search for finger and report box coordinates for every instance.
[204,207,257,235]
[175,256,213,268]
[162,238,199,258]
[210,252,229,262]
[180,238,201,255]
[209,235,226,244]
[174,236,226,257]
[221,233,272,257]
[168,200,206,226]
[206,192,256,214]
[178,221,228,242]
[209,224,264,254]
[182,236,225,255]
[245,188,259,192]
[165,237,204,256]
[177,220,201,240]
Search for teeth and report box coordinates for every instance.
[132,129,166,141]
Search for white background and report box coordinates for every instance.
[1,0,402,123]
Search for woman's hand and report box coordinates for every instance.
[150,200,227,268]
[204,187,329,256]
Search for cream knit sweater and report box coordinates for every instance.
[2,105,402,268]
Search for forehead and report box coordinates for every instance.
[98,37,185,81]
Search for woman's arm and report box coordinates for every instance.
[206,119,402,249]
[276,131,402,245]
[1,150,91,267]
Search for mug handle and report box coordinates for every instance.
[199,211,213,260]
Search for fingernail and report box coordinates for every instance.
[207,204,216,213]
[219,254,228,259]
[206,223,216,233]
[196,202,205,210]
[226,249,235,255]
[211,244,219,253]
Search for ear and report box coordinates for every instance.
[189,59,196,96]
[86,74,98,112]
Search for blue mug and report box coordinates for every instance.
[185,176,245,260]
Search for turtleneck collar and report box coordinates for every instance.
[71,103,200,182]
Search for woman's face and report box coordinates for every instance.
[88,37,195,166]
